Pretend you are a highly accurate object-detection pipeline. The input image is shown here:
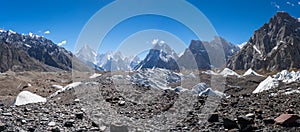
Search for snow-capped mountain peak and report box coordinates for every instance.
[76,46,141,71]
[237,42,247,49]
[75,44,97,64]
[134,41,179,71]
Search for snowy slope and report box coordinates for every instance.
[220,68,240,77]
[15,91,47,106]
[252,76,279,93]
[243,68,263,76]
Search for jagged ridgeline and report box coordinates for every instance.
[0,30,91,72]
[227,12,300,71]
[135,37,240,71]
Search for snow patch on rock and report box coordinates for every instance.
[253,45,262,54]
[50,82,82,98]
[202,70,219,75]
[51,85,63,89]
[89,73,102,79]
[238,42,247,49]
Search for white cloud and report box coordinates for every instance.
[298,2,300,5]
[57,40,67,46]
[160,40,166,44]
[151,39,159,45]
[272,2,280,9]
[286,2,295,6]
[44,30,50,34]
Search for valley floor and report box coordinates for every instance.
[0,70,299,131]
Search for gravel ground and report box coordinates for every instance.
[0,71,299,131]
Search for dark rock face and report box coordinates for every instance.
[0,30,89,72]
[178,37,239,70]
[207,113,219,122]
[178,40,211,69]
[227,12,300,71]
[0,41,49,72]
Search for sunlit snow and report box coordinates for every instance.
[15,91,46,106]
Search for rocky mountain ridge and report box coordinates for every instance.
[136,37,240,70]
[227,12,300,71]
[0,29,89,72]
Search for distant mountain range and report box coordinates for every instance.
[75,45,140,71]
[0,30,89,72]
[135,36,240,70]
[227,12,300,71]
[76,36,240,71]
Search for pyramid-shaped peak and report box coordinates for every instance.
[272,12,296,22]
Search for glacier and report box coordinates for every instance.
[253,70,300,93]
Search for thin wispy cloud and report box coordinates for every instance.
[57,40,67,46]
[271,2,280,9]
[286,2,295,6]
[44,30,50,34]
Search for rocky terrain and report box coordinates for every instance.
[0,69,299,131]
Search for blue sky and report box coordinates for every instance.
[0,0,299,54]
